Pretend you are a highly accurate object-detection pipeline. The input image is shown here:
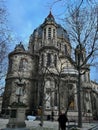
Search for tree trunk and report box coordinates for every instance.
[77,68,82,127]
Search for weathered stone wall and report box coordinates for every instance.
[2,48,39,113]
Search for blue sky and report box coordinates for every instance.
[6,0,53,45]
[5,0,98,82]
[6,0,67,46]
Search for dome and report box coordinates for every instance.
[30,12,69,41]
[57,24,69,40]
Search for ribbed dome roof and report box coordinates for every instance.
[31,12,69,41]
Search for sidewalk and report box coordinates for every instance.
[76,123,97,130]
[0,119,97,130]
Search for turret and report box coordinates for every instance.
[75,44,86,65]
[3,42,39,113]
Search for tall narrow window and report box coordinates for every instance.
[19,59,28,71]
[64,45,67,55]
[53,29,55,38]
[41,54,44,67]
[54,91,57,106]
[47,53,51,66]
[44,28,46,39]
[48,28,51,39]
[88,73,90,82]
[54,54,57,67]
[68,84,74,110]
[84,74,86,82]
[54,81,57,106]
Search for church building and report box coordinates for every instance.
[2,12,98,120]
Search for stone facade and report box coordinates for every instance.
[2,12,98,120]
[0,96,2,113]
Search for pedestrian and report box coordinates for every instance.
[58,111,68,130]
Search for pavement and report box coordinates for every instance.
[0,118,97,130]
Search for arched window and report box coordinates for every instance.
[47,53,51,66]
[19,58,28,71]
[54,81,57,106]
[41,54,44,67]
[44,28,46,39]
[53,29,55,38]
[84,74,86,82]
[64,44,67,55]
[48,28,51,39]
[54,54,57,67]
[68,84,74,110]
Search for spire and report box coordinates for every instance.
[14,42,25,52]
[44,11,55,23]
[47,11,54,19]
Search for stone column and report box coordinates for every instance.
[3,102,29,130]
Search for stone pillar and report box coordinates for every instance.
[3,102,29,130]
[7,107,26,128]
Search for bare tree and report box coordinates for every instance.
[37,67,47,126]
[38,65,57,126]
[49,1,98,127]
[0,0,10,90]
[38,56,63,127]
[65,6,98,127]
[49,0,98,11]
[39,53,78,129]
